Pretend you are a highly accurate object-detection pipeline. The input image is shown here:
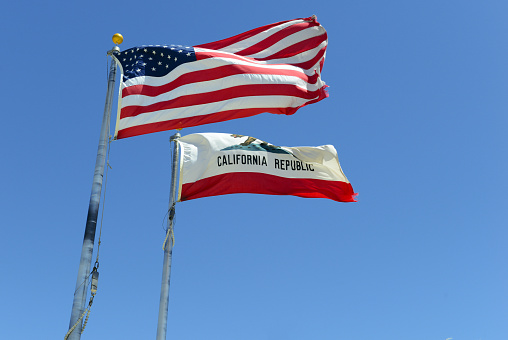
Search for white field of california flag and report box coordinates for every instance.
[177,133,357,202]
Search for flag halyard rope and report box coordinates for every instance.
[64,136,112,340]
[162,204,176,250]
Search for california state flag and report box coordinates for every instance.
[177,133,357,202]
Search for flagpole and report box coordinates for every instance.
[66,40,120,340]
[156,132,180,340]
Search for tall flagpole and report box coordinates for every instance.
[66,37,121,340]
[157,132,181,340]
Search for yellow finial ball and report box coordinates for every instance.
[112,33,123,45]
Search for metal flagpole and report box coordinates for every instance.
[156,132,181,340]
[66,37,121,340]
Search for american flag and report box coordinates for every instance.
[112,16,328,139]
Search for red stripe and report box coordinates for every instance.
[255,33,327,61]
[116,104,312,139]
[195,50,257,62]
[122,62,319,98]
[290,45,327,71]
[195,49,324,71]
[235,21,322,56]
[120,83,326,119]
[195,17,313,50]
[180,172,357,202]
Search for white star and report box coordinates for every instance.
[142,63,147,66]
[170,47,175,50]
[144,48,148,52]
[140,54,144,58]
[136,68,141,72]
[131,50,134,53]
[161,53,164,57]
[167,55,171,59]
[152,50,156,55]
[149,57,153,60]
[166,64,169,68]
[178,50,183,53]
[174,57,177,61]
[158,61,162,65]
[186,52,191,57]
[152,67,156,71]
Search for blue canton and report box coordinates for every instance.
[113,45,197,82]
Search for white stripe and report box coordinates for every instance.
[122,53,312,88]
[215,19,306,54]
[197,49,325,73]
[118,94,320,130]
[243,26,326,59]
[199,42,326,73]
[249,40,328,68]
[121,73,324,108]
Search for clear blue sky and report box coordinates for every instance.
[1,1,507,339]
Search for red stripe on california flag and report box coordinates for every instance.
[180,172,357,202]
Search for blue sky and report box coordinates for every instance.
[1,1,507,339]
